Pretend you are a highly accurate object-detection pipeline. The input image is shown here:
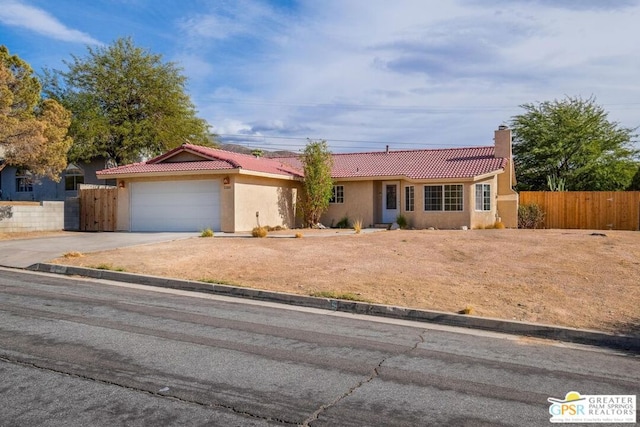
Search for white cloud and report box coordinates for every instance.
[185,0,640,151]
[0,0,102,45]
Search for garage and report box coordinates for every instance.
[130,180,220,232]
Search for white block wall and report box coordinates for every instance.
[0,202,65,232]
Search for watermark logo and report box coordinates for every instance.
[548,391,636,423]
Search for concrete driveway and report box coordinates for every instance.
[0,232,197,268]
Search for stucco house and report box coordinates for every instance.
[97,126,518,232]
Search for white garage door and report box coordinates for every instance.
[131,180,220,232]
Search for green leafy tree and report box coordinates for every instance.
[43,37,210,166]
[0,45,72,180]
[299,139,333,227]
[511,96,638,191]
[628,165,640,190]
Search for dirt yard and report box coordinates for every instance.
[50,229,639,336]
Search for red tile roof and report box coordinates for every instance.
[274,146,506,180]
[97,144,304,178]
[98,144,507,180]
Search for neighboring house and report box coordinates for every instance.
[0,158,115,202]
[97,126,518,232]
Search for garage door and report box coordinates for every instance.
[130,180,220,231]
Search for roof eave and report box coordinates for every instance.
[237,169,302,181]
[96,168,240,180]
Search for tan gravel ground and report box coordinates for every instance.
[50,228,639,336]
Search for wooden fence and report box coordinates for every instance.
[79,186,117,231]
[519,191,640,231]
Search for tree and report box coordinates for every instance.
[299,139,333,227]
[43,37,210,166]
[0,46,72,180]
[511,96,639,191]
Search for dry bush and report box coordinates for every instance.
[352,219,363,234]
[252,226,268,238]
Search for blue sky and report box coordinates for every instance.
[1,0,640,153]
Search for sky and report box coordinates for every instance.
[1,0,640,153]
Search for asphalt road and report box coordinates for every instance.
[0,268,638,426]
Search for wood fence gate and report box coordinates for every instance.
[79,186,117,231]
[519,191,640,231]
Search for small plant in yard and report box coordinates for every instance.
[252,226,268,237]
[493,221,505,229]
[200,228,214,237]
[295,232,304,238]
[335,215,350,229]
[310,290,370,302]
[63,251,84,258]
[266,225,284,231]
[396,214,408,229]
[352,218,363,234]
[458,305,475,315]
[518,203,545,229]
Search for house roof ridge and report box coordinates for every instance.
[271,145,495,159]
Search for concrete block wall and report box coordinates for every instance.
[0,202,65,232]
[64,197,80,231]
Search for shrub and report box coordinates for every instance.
[518,203,545,229]
[252,226,268,238]
[335,215,350,229]
[493,221,505,229]
[352,218,363,234]
[458,305,475,315]
[295,232,303,238]
[396,214,408,229]
[200,228,214,237]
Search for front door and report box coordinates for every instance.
[382,181,399,223]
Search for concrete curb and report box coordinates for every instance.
[27,263,639,353]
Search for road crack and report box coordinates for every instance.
[301,330,426,426]
[0,354,298,425]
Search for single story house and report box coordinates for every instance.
[97,126,518,232]
[0,157,114,202]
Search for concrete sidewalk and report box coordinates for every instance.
[0,232,197,268]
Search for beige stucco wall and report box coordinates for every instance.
[405,182,469,229]
[326,178,507,230]
[232,174,300,232]
[322,180,375,227]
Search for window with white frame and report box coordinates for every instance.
[15,169,33,192]
[424,184,463,211]
[329,185,344,204]
[405,186,414,211]
[65,163,85,191]
[475,183,491,211]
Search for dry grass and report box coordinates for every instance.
[0,231,68,241]
[50,229,640,335]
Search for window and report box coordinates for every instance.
[329,185,344,204]
[424,184,463,211]
[475,183,491,211]
[444,184,463,211]
[385,184,397,209]
[405,186,414,211]
[65,163,85,191]
[15,169,33,192]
